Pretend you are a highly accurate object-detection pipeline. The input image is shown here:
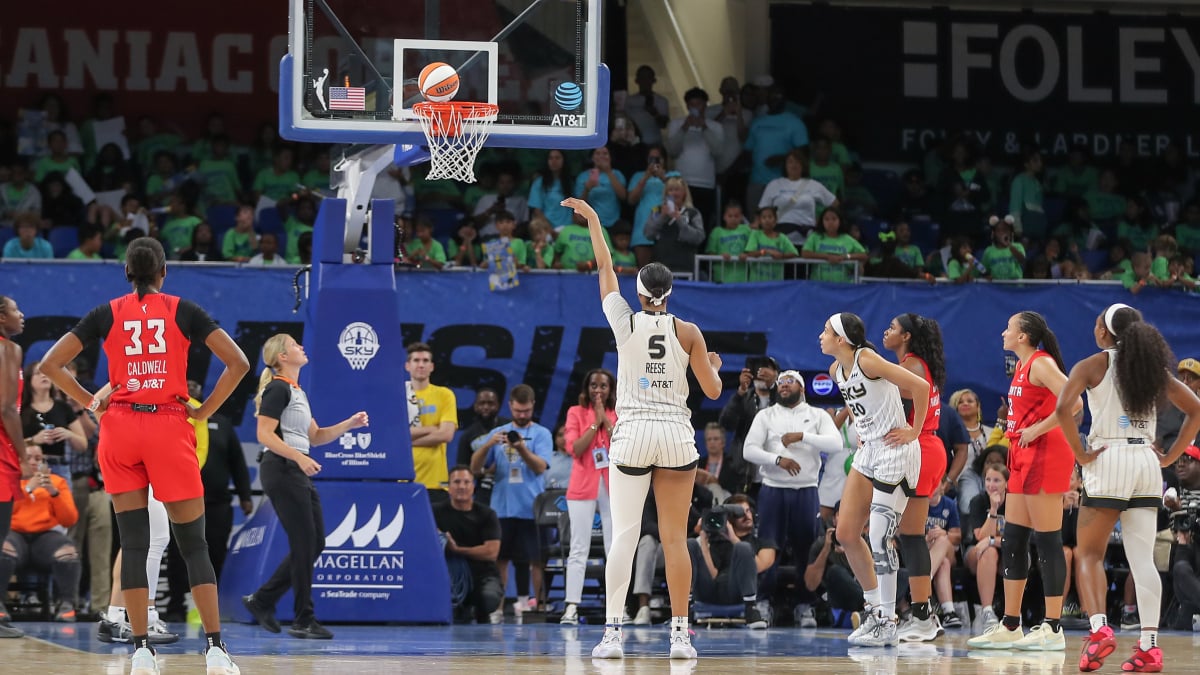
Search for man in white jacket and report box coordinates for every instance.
[742,370,844,627]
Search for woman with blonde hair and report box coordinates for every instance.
[644,176,705,274]
[948,388,1007,511]
[241,333,368,641]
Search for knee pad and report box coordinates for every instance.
[1001,523,1032,581]
[115,508,151,590]
[169,515,216,586]
[899,534,931,577]
[868,503,900,576]
[1033,529,1066,598]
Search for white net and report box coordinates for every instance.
[412,102,499,183]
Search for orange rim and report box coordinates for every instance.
[412,102,498,137]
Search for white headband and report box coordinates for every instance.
[829,313,847,340]
[1104,303,1132,335]
[637,270,672,306]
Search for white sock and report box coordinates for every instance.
[940,601,955,615]
[607,616,624,628]
[107,605,127,623]
[1089,614,1107,632]
[671,615,688,635]
[516,595,528,609]
[1140,630,1157,650]
[864,586,882,613]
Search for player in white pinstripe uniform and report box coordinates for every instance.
[559,197,723,662]
[820,312,929,647]
[1057,304,1200,673]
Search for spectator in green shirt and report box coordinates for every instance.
[144,151,182,209]
[801,206,866,282]
[1008,148,1046,240]
[808,136,844,199]
[946,237,985,284]
[222,205,258,262]
[553,210,612,272]
[741,206,799,281]
[1116,197,1159,253]
[1173,201,1200,254]
[1084,169,1127,223]
[33,131,82,183]
[1119,252,1157,294]
[1151,234,1178,280]
[196,135,241,206]
[3,214,53,260]
[1165,255,1198,292]
[705,201,753,283]
[408,216,448,270]
[303,149,332,193]
[280,194,317,264]
[891,222,925,271]
[980,216,1026,280]
[158,194,202,258]
[608,221,639,276]
[1049,145,1099,198]
[66,224,104,260]
[526,216,555,270]
[253,146,301,203]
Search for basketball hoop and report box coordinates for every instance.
[412,101,499,183]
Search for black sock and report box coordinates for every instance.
[913,602,931,620]
[745,601,756,615]
[133,635,151,651]
[205,631,222,649]
[1002,614,1021,631]
[1045,618,1061,632]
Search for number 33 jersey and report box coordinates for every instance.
[71,292,219,405]
[602,292,691,424]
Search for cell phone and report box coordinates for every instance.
[589,168,599,180]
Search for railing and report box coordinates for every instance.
[692,254,861,283]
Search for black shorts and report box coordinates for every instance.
[498,518,539,562]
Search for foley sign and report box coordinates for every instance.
[772,5,1200,160]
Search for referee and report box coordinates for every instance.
[241,333,368,640]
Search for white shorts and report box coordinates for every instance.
[851,438,921,496]
[610,417,699,470]
[1081,442,1162,510]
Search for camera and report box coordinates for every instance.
[506,430,522,445]
[1170,498,1200,535]
[702,504,746,538]
[744,355,778,377]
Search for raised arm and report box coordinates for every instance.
[561,197,618,299]
[1162,375,1200,466]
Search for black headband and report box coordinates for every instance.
[896,314,916,334]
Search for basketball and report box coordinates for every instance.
[418,62,460,102]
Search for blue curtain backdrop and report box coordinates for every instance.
[5,262,1200,442]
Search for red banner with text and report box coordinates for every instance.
[1,2,286,141]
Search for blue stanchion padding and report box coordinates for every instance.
[300,198,413,481]
[220,481,450,624]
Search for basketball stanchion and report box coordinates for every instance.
[411,101,499,182]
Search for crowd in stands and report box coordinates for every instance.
[6,76,1200,294]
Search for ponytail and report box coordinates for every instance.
[1016,311,1066,372]
[1107,306,1172,417]
[253,367,274,416]
[254,333,293,415]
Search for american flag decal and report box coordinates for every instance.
[329,86,366,110]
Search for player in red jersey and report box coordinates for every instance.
[39,238,249,675]
[968,311,1081,653]
[883,313,949,642]
[0,296,26,639]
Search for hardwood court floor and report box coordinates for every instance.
[2,621,1199,674]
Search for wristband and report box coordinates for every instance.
[775,456,781,466]
[87,397,101,412]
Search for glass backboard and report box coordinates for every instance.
[283,0,608,149]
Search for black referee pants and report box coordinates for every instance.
[255,452,325,626]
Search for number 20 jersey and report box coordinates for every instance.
[602,292,691,424]
[835,348,906,445]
